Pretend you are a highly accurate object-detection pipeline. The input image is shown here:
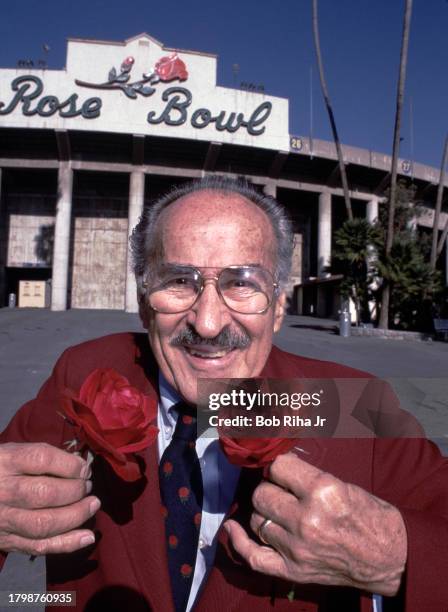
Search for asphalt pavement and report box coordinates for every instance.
[0,308,447,607]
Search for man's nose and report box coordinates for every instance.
[186,282,231,338]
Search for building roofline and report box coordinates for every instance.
[67,33,217,59]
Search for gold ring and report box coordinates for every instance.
[258,518,273,544]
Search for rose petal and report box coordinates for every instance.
[111,455,142,482]
[118,426,159,453]
[219,436,297,468]
[78,369,103,406]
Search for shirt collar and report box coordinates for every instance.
[158,371,182,427]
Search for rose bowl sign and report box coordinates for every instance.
[0,34,289,150]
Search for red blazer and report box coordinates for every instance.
[1,333,447,612]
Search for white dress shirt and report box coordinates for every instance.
[157,373,241,611]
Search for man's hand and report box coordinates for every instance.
[224,452,407,596]
[0,443,101,556]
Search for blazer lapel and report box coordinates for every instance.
[196,467,264,611]
[117,442,174,612]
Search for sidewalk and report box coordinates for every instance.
[0,308,447,604]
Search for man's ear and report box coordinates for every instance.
[273,291,286,333]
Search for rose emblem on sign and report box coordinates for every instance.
[154,53,188,81]
[75,52,188,99]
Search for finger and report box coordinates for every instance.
[0,475,92,509]
[250,512,293,556]
[224,519,289,579]
[267,452,324,499]
[2,495,101,539]
[2,529,96,556]
[252,481,302,533]
[0,443,89,479]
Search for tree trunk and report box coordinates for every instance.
[431,134,448,268]
[379,0,413,329]
[312,0,353,221]
[436,216,448,259]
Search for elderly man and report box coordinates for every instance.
[0,176,447,612]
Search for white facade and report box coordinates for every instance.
[0,33,289,152]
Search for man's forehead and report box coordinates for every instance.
[162,189,265,224]
[155,189,277,270]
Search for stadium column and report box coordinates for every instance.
[366,199,379,320]
[366,198,379,261]
[51,162,73,311]
[125,170,145,313]
[366,199,379,224]
[318,191,332,276]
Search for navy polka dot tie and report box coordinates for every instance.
[159,403,203,612]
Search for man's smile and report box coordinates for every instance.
[180,344,241,370]
[183,344,237,359]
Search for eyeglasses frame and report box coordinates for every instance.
[142,264,280,315]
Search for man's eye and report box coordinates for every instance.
[164,276,197,290]
[225,279,259,292]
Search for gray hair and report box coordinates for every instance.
[130,175,294,298]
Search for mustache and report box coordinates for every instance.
[170,325,251,349]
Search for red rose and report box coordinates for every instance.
[61,368,158,481]
[219,436,297,468]
[154,53,188,81]
[168,535,178,549]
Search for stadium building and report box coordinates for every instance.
[0,33,446,315]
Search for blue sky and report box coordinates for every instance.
[1,0,447,169]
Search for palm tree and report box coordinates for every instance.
[436,215,448,260]
[379,0,413,329]
[430,135,448,270]
[312,0,353,221]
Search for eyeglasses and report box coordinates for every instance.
[143,264,279,314]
